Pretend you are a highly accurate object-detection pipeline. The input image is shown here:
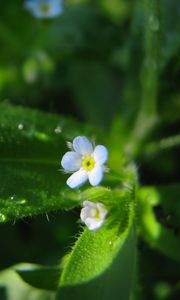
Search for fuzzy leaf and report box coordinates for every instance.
[0,103,96,222]
[58,186,136,288]
[57,226,136,300]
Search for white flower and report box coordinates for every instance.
[80,201,108,231]
[61,136,108,188]
[25,0,63,18]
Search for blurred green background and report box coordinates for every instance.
[0,0,179,299]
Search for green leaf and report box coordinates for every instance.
[56,226,136,300]
[0,103,96,222]
[156,183,180,229]
[0,264,55,300]
[58,186,136,289]
[16,264,60,291]
[138,186,180,262]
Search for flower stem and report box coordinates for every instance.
[140,0,160,117]
[129,0,160,155]
[143,134,180,155]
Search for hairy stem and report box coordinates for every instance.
[140,0,160,117]
[128,0,160,156]
[144,134,180,155]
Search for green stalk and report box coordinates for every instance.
[144,134,180,155]
[140,0,160,117]
[128,0,160,156]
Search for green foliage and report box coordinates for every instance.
[59,187,136,286]
[0,0,179,299]
[0,103,96,222]
[156,184,180,228]
[16,264,60,291]
[0,264,55,300]
[57,226,136,300]
[138,186,180,262]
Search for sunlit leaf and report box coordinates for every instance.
[58,186,136,291]
[138,186,180,262]
[57,226,136,300]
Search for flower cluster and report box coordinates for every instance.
[25,0,64,19]
[61,136,108,231]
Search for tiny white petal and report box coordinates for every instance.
[93,145,108,165]
[73,136,93,156]
[97,203,108,220]
[67,169,88,189]
[80,207,97,222]
[80,207,90,222]
[88,165,103,186]
[85,218,103,231]
[61,151,82,172]
[83,200,96,208]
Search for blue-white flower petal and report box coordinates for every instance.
[97,203,108,220]
[93,145,108,165]
[73,136,93,156]
[67,169,88,188]
[85,218,103,231]
[61,151,81,172]
[25,0,63,18]
[88,165,103,186]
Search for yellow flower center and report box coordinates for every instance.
[95,208,101,219]
[40,4,50,13]
[82,157,95,171]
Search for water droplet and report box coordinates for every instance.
[54,126,62,134]
[0,213,7,223]
[149,15,159,31]
[10,196,14,200]
[17,123,24,130]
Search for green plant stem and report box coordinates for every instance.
[143,133,180,155]
[128,0,160,155]
[140,0,160,117]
